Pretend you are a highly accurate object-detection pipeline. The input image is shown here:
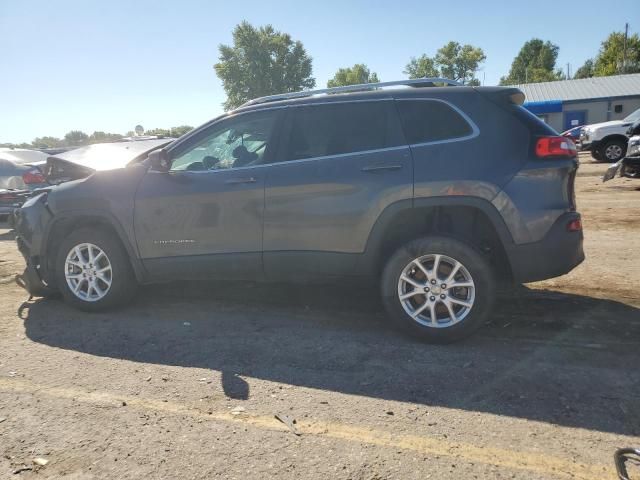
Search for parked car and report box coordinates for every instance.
[561,125,582,145]
[0,188,32,220]
[14,79,584,343]
[0,148,49,190]
[603,127,640,182]
[580,107,640,162]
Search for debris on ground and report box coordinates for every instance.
[230,406,246,415]
[12,465,33,474]
[33,457,49,466]
[0,417,6,423]
[274,413,300,436]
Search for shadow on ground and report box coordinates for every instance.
[22,282,640,436]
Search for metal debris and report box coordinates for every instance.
[274,413,300,436]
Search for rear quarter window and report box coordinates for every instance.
[396,99,475,144]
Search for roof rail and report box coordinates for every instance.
[241,78,461,107]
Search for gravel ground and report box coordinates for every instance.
[0,153,638,479]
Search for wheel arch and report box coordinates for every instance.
[42,211,145,287]
[360,197,515,282]
[600,134,629,147]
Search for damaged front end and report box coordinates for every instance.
[14,192,56,296]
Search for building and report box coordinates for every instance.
[510,73,640,132]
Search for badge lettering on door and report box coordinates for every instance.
[153,239,196,245]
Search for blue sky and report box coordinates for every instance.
[0,0,637,143]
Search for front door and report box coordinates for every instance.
[134,108,283,281]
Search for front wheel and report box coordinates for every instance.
[599,139,626,163]
[381,236,495,343]
[55,228,137,311]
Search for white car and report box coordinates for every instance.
[580,107,640,162]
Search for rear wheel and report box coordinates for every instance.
[381,236,495,343]
[55,228,137,311]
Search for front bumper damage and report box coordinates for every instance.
[14,193,55,296]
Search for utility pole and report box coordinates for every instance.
[567,63,570,79]
[622,22,629,73]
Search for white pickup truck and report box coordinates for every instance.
[580,107,640,162]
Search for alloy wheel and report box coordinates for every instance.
[397,254,475,328]
[64,243,112,302]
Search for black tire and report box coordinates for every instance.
[599,139,626,163]
[590,150,602,161]
[55,228,137,311]
[381,236,495,343]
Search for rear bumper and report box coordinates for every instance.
[507,212,584,283]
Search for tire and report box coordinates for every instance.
[55,227,137,311]
[381,236,495,343]
[590,150,602,161]
[599,139,626,163]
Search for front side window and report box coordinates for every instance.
[397,99,474,145]
[282,101,403,162]
[170,110,278,171]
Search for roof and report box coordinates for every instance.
[510,73,640,103]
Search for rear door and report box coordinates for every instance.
[262,100,413,279]
[134,108,283,281]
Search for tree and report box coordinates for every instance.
[31,136,63,148]
[434,42,485,85]
[404,54,439,79]
[214,21,315,110]
[574,59,594,79]
[593,31,640,76]
[88,131,123,144]
[327,64,380,87]
[145,128,171,137]
[64,130,89,146]
[500,39,565,85]
[404,42,485,84]
[170,125,193,137]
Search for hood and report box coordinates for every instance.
[585,120,631,131]
[45,139,173,184]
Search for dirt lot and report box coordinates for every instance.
[0,153,639,479]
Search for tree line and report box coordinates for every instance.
[1,126,194,150]
[216,21,640,109]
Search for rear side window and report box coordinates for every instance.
[397,100,474,144]
[283,101,403,161]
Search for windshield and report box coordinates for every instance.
[55,139,172,171]
[623,108,640,123]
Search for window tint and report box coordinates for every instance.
[283,102,403,161]
[397,100,473,144]
[170,110,278,171]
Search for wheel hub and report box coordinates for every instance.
[397,253,475,328]
[64,243,112,302]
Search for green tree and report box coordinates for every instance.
[500,39,565,84]
[88,131,123,144]
[145,128,171,137]
[327,64,380,87]
[574,59,594,79]
[404,54,439,79]
[214,21,315,110]
[32,136,63,148]
[593,31,640,76]
[170,125,193,137]
[64,130,89,146]
[434,41,486,85]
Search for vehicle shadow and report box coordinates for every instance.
[22,282,640,436]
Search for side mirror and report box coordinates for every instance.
[148,149,171,172]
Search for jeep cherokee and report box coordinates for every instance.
[14,79,585,342]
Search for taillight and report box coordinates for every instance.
[535,136,577,158]
[566,218,582,232]
[22,169,46,185]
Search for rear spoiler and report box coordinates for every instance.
[476,87,525,106]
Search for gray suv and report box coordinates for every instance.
[15,79,584,342]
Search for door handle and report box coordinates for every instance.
[225,177,257,184]
[361,164,403,173]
